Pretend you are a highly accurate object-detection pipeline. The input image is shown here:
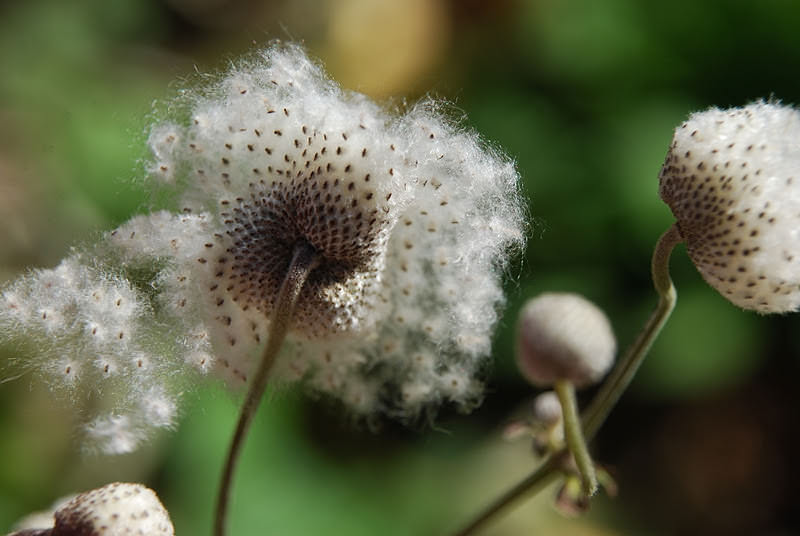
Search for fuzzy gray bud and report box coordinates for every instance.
[516,293,616,388]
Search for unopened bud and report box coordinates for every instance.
[516,293,616,388]
[533,390,563,426]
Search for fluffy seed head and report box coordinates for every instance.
[659,102,800,313]
[1,43,525,450]
[160,86,405,339]
[516,293,616,388]
[9,482,174,536]
[0,256,182,454]
[132,43,526,416]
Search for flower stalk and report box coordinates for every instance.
[582,223,680,439]
[452,454,565,536]
[452,224,682,536]
[214,241,320,536]
[554,379,597,496]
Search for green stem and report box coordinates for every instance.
[452,454,565,536]
[451,224,683,536]
[582,223,680,441]
[213,241,319,536]
[554,379,597,496]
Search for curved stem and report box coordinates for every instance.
[213,241,319,536]
[582,223,680,440]
[451,224,683,536]
[554,379,597,496]
[452,454,564,536]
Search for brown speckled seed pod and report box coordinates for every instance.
[659,102,800,313]
[8,483,173,536]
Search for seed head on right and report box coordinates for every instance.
[659,101,800,313]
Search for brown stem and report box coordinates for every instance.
[213,241,319,536]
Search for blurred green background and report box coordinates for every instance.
[2,0,800,534]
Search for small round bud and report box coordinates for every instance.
[516,293,616,388]
[9,482,174,536]
[531,390,565,455]
[659,101,800,313]
[533,390,563,426]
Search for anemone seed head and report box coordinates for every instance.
[1,43,526,453]
[9,482,174,536]
[659,101,800,313]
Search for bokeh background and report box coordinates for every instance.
[2,0,800,534]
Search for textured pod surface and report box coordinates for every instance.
[659,102,800,313]
[8,483,173,536]
[516,293,616,388]
[53,483,173,536]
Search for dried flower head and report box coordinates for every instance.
[9,482,174,536]
[659,101,800,313]
[1,43,525,452]
[516,293,616,388]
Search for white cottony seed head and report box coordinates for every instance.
[0,256,182,454]
[516,293,616,389]
[136,42,525,416]
[660,101,800,313]
[1,43,525,450]
[9,482,173,536]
